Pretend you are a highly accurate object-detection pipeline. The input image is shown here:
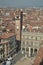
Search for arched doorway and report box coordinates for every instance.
[34,49,37,56]
[22,48,25,56]
[30,48,33,57]
[26,48,29,57]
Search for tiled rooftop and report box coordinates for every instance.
[33,47,43,65]
[0,32,15,39]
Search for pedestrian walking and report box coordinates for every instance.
[7,55,13,65]
[6,59,11,65]
[2,60,6,65]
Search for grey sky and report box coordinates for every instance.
[0,0,43,8]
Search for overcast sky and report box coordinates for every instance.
[0,0,43,8]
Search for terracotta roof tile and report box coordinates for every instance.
[33,47,43,65]
[0,32,15,39]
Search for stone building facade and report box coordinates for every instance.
[21,31,43,58]
[0,32,16,61]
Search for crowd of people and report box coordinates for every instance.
[2,56,13,65]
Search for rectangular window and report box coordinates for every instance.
[37,37,40,40]
[27,41,28,45]
[33,37,35,39]
[36,37,37,40]
[22,36,23,39]
[0,39,1,42]
[22,48,25,51]
[25,36,27,39]
[22,41,25,47]
[23,41,25,45]
[41,37,43,40]
[28,42,31,46]
[33,42,35,46]
[33,42,39,47]
[29,36,31,39]
[26,41,29,47]
[26,48,29,52]
[31,42,33,46]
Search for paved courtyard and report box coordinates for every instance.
[0,57,35,65]
[14,57,35,65]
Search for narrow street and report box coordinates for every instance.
[0,50,35,65]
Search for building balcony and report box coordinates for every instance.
[22,31,43,35]
[0,40,9,44]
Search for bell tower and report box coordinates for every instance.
[15,9,23,51]
[15,15,20,41]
